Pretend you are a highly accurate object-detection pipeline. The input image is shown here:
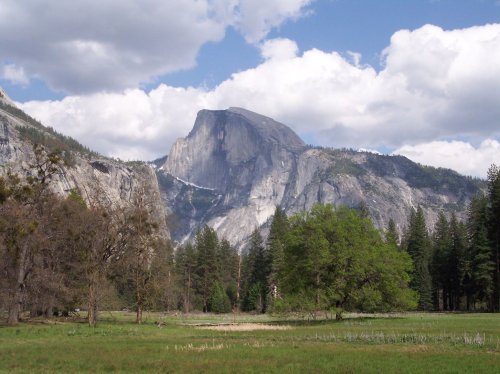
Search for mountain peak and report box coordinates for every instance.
[0,86,17,107]
[191,108,305,151]
[165,107,305,192]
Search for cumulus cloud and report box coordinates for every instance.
[1,64,29,85]
[0,0,313,94]
[394,140,500,178]
[260,38,299,60]
[20,24,500,177]
[22,85,209,161]
[235,0,314,43]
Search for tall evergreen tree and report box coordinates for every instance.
[218,238,239,308]
[431,212,451,310]
[267,206,289,302]
[385,218,400,249]
[174,243,197,312]
[194,225,220,312]
[487,165,500,311]
[242,229,267,312]
[465,194,494,310]
[449,214,467,310]
[405,207,433,310]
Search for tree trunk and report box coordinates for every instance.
[88,280,98,327]
[335,301,343,321]
[236,255,241,310]
[315,273,321,309]
[136,304,143,324]
[7,246,30,325]
[185,270,191,313]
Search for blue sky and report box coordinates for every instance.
[1,0,500,176]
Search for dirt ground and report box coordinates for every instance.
[195,323,291,331]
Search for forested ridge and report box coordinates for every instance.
[1,145,499,325]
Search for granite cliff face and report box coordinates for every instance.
[0,93,483,249]
[161,108,306,245]
[0,101,168,239]
[160,108,482,248]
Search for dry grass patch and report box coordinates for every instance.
[196,323,292,331]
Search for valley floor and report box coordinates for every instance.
[0,312,498,373]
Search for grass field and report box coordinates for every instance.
[0,312,498,373]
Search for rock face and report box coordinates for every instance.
[162,108,306,245]
[0,94,483,250]
[0,102,168,239]
[0,87,16,107]
[160,108,483,249]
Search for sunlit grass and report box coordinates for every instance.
[0,312,498,373]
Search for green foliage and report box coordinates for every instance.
[385,218,399,248]
[486,165,500,311]
[173,227,239,313]
[325,157,366,177]
[66,189,86,208]
[208,282,232,313]
[403,207,433,310]
[281,204,417,318]
[241,229,268,312]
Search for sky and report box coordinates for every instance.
[1,0,500,178]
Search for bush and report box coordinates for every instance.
[208,282,232,313]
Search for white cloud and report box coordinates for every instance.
[260,38,299,60]
[235,0,314,43]
[1,64,29,85]
[22,85,209,161]
[0,0,313,94]
[20,24,500,177]
[394,140,500,178]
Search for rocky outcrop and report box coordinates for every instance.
[0,103,168,239]
[0,87,16,107]
[161,108,483,249]
[0,92,483,250]
[162,108,307,245]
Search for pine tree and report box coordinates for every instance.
[405,207,433,310]
[449,214,467,310]
[385,218,399,248]
[242,229,267,312]
[465,194,494,310]
[267,206,289,302]
[487,165,500,311]
[194,225,220,312]
[208,282,232,313]
[174,243,197,312]
[218,238,239,308]
[431,212,451,310]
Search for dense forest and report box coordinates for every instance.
[1,145,499,326]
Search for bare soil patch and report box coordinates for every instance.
[195,323,291,331]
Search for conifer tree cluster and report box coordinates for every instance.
[173,226,239,313]
[402,165,500,311]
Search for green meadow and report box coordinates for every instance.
[0,312,498,373]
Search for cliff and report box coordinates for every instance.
[160,108,482,248]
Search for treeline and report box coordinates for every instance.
[2,146,498,326]
[0,146,171,326]
[1,100,98,162]
[400,165,500,312]
[171,165,500,317]
[172,205,417,319]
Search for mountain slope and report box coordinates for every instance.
[0,98,168,239]
[160,108,483,248]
